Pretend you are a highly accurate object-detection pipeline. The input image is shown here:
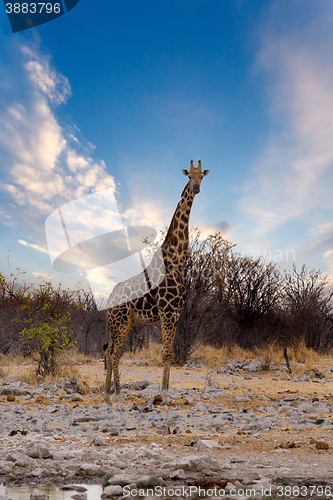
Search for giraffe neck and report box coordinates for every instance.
[162,182,195,278]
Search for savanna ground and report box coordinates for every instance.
[1,342,332,458]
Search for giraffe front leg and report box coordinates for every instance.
[104,347,113,405]
[161,352,171,405]
[160,315,178,405]
[112,349,124,403]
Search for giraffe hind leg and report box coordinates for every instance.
[111,318,135,404]
[112,347,124,403]
[104,340,114,405]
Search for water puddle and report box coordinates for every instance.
[0,483,102,499]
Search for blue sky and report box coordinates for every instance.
[1,0,333,296]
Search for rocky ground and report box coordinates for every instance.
[0,356,333,499]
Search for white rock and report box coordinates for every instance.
[91,434,107,446]
[174,455,222,472]
[103,485,123,497]
[225,482,237,491]
[107,473,136,486]
[30,489,46,500]
[26,442,52,459]
[170,469,186,480]
[194,439,220,451]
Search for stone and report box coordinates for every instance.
[136,476,162,488]
[76,464,106,476]
[316,441,329,450]
[170,469,186,480]
[71,495,87,500]
[175,455,221,472]
[194,439,220,451]
[225,482,237,491]
[30,489,46,500]
[2,387,30,396]
[135,380,152,389]
[102,485,123,497]
[91,434,107,446]
[141,396,154,413]
[26,442,52,459]
[107,473,135,486]
[248,361,263,372]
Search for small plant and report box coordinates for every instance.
[136,476,161,488]
[103,473,114,486]
[19,311,76,376]
[205,369,216,387]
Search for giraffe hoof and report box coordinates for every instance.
[115,395,124,404]
[161,390,170,405]
[104,395,112,405]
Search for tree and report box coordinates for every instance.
[215,253,282,347]
[173,231,235,363]
[282,264,333,352]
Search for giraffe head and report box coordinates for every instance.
[182,160,210,194]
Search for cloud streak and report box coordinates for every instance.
[240,4,333,237]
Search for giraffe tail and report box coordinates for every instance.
[103,321,115,371]
[103,320,110,371]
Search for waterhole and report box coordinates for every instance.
[0,483,102,499]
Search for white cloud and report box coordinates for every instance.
[0,41,116,236]
[240,6,333,236]
[18,239,48,254]
[22,46,71,105]
[32,271,54,279]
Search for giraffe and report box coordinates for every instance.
[104,160,210,405]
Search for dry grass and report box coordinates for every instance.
[122,341,162,363]
[0,353,34,368]
[254,344,283,370]
[194,344,253,368]
[18,363,81,386]
[1,339,332,389]
[118,340,333,372]
[291,339,321,365]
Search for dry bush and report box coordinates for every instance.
[254,344,283,370]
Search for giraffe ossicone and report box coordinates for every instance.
[104,160,210,405]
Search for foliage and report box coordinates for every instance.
[19,311,76,376]
[0,255,105,358]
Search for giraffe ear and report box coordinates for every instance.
[182,169,190,176]
[202,169,210,176]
